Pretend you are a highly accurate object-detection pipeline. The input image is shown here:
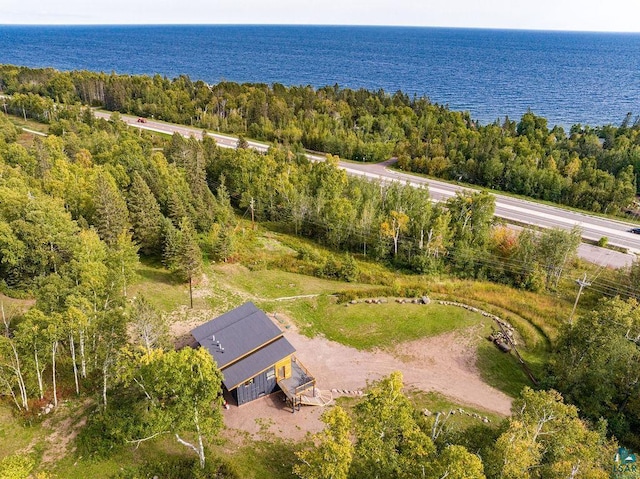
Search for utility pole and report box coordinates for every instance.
[569,273,591,325]
[249,197,255,230]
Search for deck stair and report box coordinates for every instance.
[278,356,327,412]
[299,388,333,406]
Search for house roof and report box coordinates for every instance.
[191,302,295,389]
[222,336,295,390]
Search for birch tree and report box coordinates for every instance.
[380,210,409,257]
[0,334,28,410]
[486,387,613,479]
[129,296,169,354]
[15,309,48,400]
[118,347,224,469]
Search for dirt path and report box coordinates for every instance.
[221,317,512,441]
[285,321,512,415]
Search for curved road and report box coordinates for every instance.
[95,110,640,257]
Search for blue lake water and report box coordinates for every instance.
[1,24,640,128]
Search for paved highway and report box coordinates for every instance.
[94,111,640,256]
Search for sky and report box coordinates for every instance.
[3,0,640,33]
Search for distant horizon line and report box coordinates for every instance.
[1,23,640,35]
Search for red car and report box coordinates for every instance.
[137,118,147,123]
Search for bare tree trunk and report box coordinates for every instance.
[51,341,58,407]
[79,329,86,378]
[50,241,57,274]
[102,362,108,409]
[70,334,79,395]
[1,302,9,337]
[34,346,44,399]
[189,276,193,309]
[121,261,127,298]
[175,408,206,468]
[8,340,28,410]
[0,375,21,410]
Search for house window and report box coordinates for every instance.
[266,368,275,380]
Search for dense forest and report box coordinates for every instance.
[0,75,639,477]
[0,64,638,215]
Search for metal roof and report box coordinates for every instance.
[221,336,295,390]
[191,302,296,389]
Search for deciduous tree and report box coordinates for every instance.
[294,406,353,479]
[118,347,224,469]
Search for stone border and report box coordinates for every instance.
[346,296,517,345]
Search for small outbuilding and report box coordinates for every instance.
[191,302,315,407]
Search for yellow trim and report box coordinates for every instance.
[275,356,292,381]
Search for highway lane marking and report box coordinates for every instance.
[342,166,639,252]
[109,113,640,253]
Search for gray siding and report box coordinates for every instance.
[234,368,278,406]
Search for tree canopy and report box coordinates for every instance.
[1,65,638,214]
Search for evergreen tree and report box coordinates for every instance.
[93,171,129,246]
[127,172,163,256]
[165,217,203,308]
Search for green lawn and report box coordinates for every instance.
[475,339,535,398]
[218,263,380,300]
[406,389,506,426]
[285,295,488,350]
[129,261,193,312]
[0,405,42,459]
[282,294,537,397]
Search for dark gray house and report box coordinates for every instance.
[191,302,312,406]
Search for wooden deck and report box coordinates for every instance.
[278,356,319,412]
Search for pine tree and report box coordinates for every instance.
[93,171,129,246]
[166,187,189,227]
[165,217,202,308]
[213,176,234,225]
[127,172,163,256]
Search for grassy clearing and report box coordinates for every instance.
[405,389,506,425]
[0,405,42,459]
[284,294,536,396]
[52,452,131,479]
[129,261,211,312]
[218,263,380,300]
[220,439,299,479]
[475,340,536,398]
[0,293,35,314]
[284,295,488,350]
[428,279,565,344]
[7,114,49,134]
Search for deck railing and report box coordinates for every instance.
[292,357,316,395]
